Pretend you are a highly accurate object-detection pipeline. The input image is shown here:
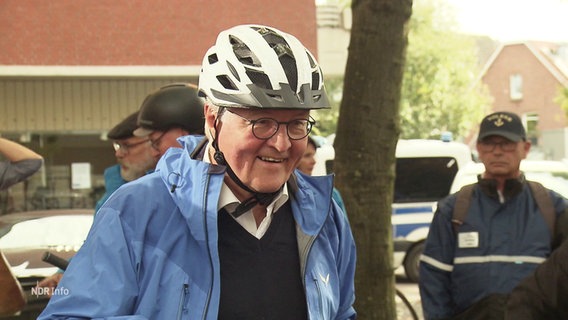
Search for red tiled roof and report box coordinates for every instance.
[0,0,318,66]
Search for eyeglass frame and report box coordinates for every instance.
[112,139,150,154]
[223,108,316,141]
[478,138,523,152]
[149,131,168,150]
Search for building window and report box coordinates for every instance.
[510,74,523,101]
[525,112,539,145]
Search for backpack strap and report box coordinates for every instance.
[452,184,475,234]
[527,181,555,235]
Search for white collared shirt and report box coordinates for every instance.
[203,142,289,239]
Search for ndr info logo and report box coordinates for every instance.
[31,283,70,297]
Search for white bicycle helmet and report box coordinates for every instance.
[198,24,330,109]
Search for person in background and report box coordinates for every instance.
[95,111,160,212]
[133,82,205,156]
[0,137,43,190]
[419,111,568,320]
[39,24,356,319]
[297,135,347,214]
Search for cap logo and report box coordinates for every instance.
[487,113,513,127]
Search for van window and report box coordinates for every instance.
[394,157,459,203]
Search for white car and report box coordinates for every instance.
[450,160,568,197]
[0,209,93,319]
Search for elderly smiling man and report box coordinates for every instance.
[39,24,356,320]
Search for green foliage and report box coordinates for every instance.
[400,0,492,141]
[312,77,343,137]
[316,0,493,141]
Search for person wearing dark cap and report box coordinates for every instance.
[94,111,160,212]
[419,111,568,320]
[133,82,205,156]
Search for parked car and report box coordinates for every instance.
[313,139,474,282]
[0,209,93,319]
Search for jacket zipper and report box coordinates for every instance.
[202,174,213,320]
[176,283,189,320]
[313,277,325,320]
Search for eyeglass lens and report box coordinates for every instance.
[479,140,517,152]
[252,118,313,140]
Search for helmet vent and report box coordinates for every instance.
[311,72,320,90]
[226,61,240,81]
[216,75,238,91]
[306,50,317,68]
[256,28,298,92]
[280,55,298,92]
[230,35,260,67]
[267,93,284,103]
[208,53,219,65]
[245,68,272,90]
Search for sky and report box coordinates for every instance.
[444,0,568,42]
[316,0,568,43]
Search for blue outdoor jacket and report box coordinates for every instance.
[39,135,357,320]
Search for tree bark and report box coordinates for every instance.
[333,0,412,318]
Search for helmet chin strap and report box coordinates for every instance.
[212,112,282,218]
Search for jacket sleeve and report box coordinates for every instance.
[419,197,457,320]
[38,207,143,319]
[0,158,42,190]
[506,238,568,320]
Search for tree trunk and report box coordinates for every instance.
[333,0,412,318]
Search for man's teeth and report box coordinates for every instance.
[260,157,283,163]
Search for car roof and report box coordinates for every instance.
[450,160,568,195]
[0,209,93,227]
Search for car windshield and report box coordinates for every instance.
[394,157,460,203]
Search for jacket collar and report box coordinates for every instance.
[158,135,336,235]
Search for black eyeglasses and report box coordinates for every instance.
[225,109,315,140]
[113,139,150,154]
[149,131,167,150]
[478,139,519,152]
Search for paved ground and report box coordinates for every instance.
[396,278,423,320]
[395,267,423,320]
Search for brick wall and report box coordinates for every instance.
[0,0,318,65]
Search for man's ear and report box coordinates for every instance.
[523,140,532,155]
[204,103,218,141]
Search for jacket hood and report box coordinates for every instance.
[156,135,337,235]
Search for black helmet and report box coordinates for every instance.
[134,83,205,136]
